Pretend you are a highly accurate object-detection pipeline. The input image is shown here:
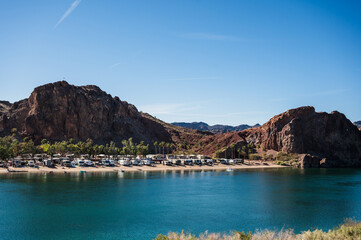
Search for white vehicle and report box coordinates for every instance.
[131,159,140,166]
[142,158,152,166]
[101,159,110,166]
[206,159,214,165]
[74,158,85,166]
[84,160,94,166]
[109,160,115,166]
[28,160,35,167]
[229,159,236,165]
[220,159,230,165]
[44,159,54,167]
[118,158,131,166]
[61,159,72,167]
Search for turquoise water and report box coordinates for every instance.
[1,168,361,239]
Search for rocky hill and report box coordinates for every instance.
[0,81,206,146]
[197,106,361,167]
[171,121,260,134]
[1,82,360,168]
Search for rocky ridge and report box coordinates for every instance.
[0,81,205,146]
[197,106,361,167]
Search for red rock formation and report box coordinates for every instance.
[249,106,361,167]
[197,106,361,167]
[0,81,205,145]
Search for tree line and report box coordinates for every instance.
[0,135,175,160]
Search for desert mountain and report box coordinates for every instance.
[171,122,260,134]
[0,81,206,146]
[1,82,360,168]
[196,106,361,167]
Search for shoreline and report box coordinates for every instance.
[0,162,287,174]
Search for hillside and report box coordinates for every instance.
[1,82,360,168]
[0,81,207,146]
[196,106,361,167]
[171,121,260,134]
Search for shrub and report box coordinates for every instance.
[249,154,261,160]
[275,152,299,166]
[155,219,361,240]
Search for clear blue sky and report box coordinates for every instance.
[0,0,360,125]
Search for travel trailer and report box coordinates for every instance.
[84,160,94,166]
[142,158,153,166]
[118,158,131,166]
[44,159,54,167]
[28,160,35,167]
[74,158,85,166]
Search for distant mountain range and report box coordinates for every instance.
[171,122,261,134]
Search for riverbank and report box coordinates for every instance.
[0,161,286,174]
[155,219,361,240]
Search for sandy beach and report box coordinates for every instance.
[0,161,286,174]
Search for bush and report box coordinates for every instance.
[155,219,361,240]
[249,154,261,160]
[275,152,299,166]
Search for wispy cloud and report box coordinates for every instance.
[181,32,246,41]
[109,62,122,69]
[55,0,82,28]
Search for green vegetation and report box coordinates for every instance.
[275,152,300,166]
[154,218,361,240]
[248,153,261,160]
[0,135,170,159]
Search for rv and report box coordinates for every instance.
[142,158,153,166]
[131,159,141,166]
[206,159,214,166]
[44,159,54,167]
[184,159,193,166]
[109,159,115,166]
[118,158,131,166]
[74,158,85,166]
[84,160,94,166]
[28,160,35,167]
[61,159,72,167]
[101,159,110,166]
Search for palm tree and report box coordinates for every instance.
[165,143,170,154]
[171,143,176,153]
[230,144,236,159]
[159,141,166,157]
[154,141,158,154]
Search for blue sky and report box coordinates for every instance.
[0,0,360,125]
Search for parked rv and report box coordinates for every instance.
[44,159,54,167]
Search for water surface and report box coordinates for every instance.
[1,168,361,239]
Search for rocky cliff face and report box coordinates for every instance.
[246,106,361,167]
[196,106,361,167]
[0,81,205,145]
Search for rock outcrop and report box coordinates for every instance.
[0,81,205,145]
[246,106,361,167]
[196,106,361,167]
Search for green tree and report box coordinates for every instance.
[153,141,158,154]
